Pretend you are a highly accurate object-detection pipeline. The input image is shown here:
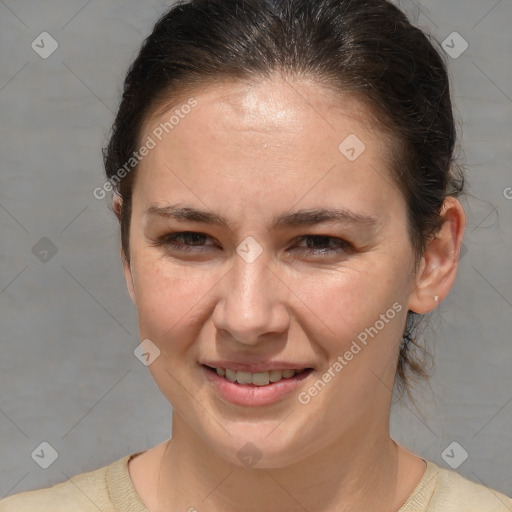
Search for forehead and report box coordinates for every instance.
[133,77,402,224]
[146,76,385,143]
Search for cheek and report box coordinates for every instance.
[294,268,407,409]
[289,261,406,343]
[132,256,217,352]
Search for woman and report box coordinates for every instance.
[2,0,511,510]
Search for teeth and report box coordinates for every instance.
[225,368,237,382]
[236,371,252,384]
[213,367,304,386]
[252,372,270,386]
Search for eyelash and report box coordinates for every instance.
[152,231,354,257]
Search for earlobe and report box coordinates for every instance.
[407,197,466,314]
[112,192,123,222]
[114,194,136,303]
[121,250,136,303]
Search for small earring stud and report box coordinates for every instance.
[434,295,439,302]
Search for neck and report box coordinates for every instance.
[153,414,406,512]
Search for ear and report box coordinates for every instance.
[113,194,136,304]
[407,196,466,314]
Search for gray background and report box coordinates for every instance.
[1,0,511,501]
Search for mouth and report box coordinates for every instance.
[202,364,314,386]
[200,364,315,406]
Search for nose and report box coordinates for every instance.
[211,253,290,346]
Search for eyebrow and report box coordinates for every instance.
[145,204,379,231]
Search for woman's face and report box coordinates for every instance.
[121,77,426,467]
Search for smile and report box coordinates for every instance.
[204,365,311,386]
[201,364,315,406]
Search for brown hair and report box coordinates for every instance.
[102,0,465,400]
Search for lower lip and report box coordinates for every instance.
[201,365,314,406]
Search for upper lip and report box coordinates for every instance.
[201,360,314,373]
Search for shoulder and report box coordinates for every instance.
[402,460,512,512]
[431,462,512,511]
[0,453,137,512]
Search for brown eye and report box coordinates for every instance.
[153,231,217,253]
[293,235,353,256]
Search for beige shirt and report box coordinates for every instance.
[1,452,511,511]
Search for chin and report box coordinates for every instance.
[205,425,315,470]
